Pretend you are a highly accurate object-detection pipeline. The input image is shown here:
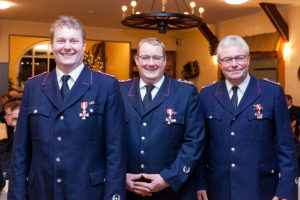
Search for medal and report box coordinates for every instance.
[253,104,263,119]
[166,109,177,124]
[79,102,89,120]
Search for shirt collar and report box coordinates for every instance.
[56,63,84,82]
[225,73,250,94]
[139,75,165,90]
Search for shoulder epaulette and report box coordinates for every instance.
[28,72,48,80]
[177,79,194,85]
[119,79,132,83]
[263,78,280,85]
[96,71,115,78]
[202,81,217,89]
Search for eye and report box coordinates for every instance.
[221,57,233,62]
[140,56,150,60]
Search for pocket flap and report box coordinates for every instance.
[248,111,272,120]
[90,171,105,186]
[205,112,222,120]
[28,106,50,117]
[89,105,104,115]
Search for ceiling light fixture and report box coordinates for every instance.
[225,0,248,5]
[0,1,12,9]
[121,0,204,33]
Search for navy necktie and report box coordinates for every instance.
[61,75,71,101]
[143,85,154,110]
[231,86,238,110]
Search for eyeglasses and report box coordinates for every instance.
[4,112,11,117]
[138,55,164,63]
[219,54,248,65]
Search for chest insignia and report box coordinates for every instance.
[166,109,177,124]
[253,104,263,119]
[79,102,90,120]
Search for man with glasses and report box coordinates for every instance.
[120,38,205,199]
[197,35,297,200]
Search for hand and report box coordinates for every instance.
[197,190,208,200]
[272,196,287,200]
[291,120,297,128]
[134,174,169,193]
[126,173,152,197]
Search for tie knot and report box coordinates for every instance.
[232,86,238,93]
[62,75,71,83]
[145,85,154,93]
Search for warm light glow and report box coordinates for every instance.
[199,7,204,13]
[190,2,196,8]
[225,0,248,5]
[34,44,49,51]
[283,42,291,60]
[213,55,218,65]
[184,12,189,15]
[122,5,127,12]
[0,1,13,9]
[136,11,141,14]
[131,1,137,7]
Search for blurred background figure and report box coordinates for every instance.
[286,94,300,138]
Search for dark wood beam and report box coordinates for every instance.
[260,3,289,41]
[197,23,218,55]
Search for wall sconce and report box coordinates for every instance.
[283,42,291,61]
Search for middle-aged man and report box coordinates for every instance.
[286,94,300,137]
[197,35,298,200]
[8,16,126,200]
[119,37,205,200]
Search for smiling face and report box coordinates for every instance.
[51,26,86,74]
[135,42,166,84]
[218,44,250,86]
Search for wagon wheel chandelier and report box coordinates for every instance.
[121,0,205,33]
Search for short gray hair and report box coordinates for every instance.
[217,35,249,58]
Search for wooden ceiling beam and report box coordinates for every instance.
[260,2,289,41]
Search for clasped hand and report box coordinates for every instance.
[126,173,169,197]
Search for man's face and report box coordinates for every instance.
[135,42,166,84]
[218,44,250,85]
[286,98,292,107]
[4,108,19,128]
[51,27,86,73]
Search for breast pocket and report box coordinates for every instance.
[164,115,185,143]
[247,111,273,139]
[28,106,50,141]
[86,105,105,139]
[205,112,223,138]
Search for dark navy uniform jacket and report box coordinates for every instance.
[120,75,205,200]
[8,66,126,200]
[198,74,298,200]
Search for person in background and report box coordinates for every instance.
[8,16,126,200]
[197,35,298,200]
[120,37,205,200]
[286,94,300,138]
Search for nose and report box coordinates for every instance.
[231,58,237,66]
[64,41,71,49]
[148,57,155,65]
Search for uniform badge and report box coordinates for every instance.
[112,194,120,200]
[253,104,263,119]
[183,166,190,174]
[166,109,177,124]
[79,102,89,120]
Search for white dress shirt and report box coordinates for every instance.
[56,63,84,90]
[139,75,165,101]
[225,74,250,106]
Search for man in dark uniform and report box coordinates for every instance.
[120,38,205,200]
[197,35,298,200]
[8,16,126,200]
[286,94,300,137]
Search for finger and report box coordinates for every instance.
[133,185,152,193]
[133,189,152,197]
[134,181,152,190]
[142,173,154,181]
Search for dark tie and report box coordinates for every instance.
[143,85,154,110]
[61,75,71,100]
[231,86,238,110]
